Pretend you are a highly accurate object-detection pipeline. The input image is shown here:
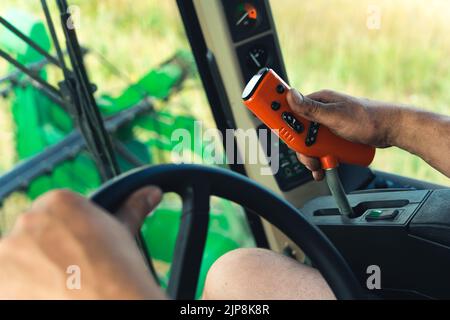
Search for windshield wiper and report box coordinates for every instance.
[51,0,120,180]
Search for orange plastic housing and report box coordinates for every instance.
[242,68,375,169]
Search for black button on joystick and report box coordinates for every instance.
[271,101,281,111]
[305,122,320,146]
[276,84,285,94]
[282,112,304,133]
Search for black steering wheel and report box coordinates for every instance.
[91,164,363,300]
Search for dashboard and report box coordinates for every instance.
[220,0,313,192]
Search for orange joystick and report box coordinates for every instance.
[242,68,375,170]
[242,68,376,216]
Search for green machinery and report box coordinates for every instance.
[0,10,254,297]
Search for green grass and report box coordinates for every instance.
[1,0,449,187]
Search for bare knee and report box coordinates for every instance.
[203,248,268,300]
[203,248,335,300]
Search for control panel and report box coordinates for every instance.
[220,0,312,191]
[257,124,311,191]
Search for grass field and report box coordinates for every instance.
[0,0,449,221]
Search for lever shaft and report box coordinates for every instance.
[325,168,354,217]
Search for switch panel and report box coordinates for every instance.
[365,209,402,221]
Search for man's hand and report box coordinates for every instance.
[287,89,400,180]
[0,187,166,299]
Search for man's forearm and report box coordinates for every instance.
[388,106,450,177]
[287,89,450,180]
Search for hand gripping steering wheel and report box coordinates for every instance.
[91,164,363,300]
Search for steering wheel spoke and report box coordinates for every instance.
[168,182,211,299]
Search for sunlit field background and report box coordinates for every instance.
[273,0,450,185]
[1,0,449,225]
